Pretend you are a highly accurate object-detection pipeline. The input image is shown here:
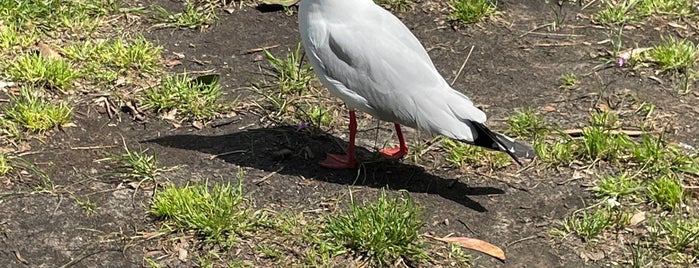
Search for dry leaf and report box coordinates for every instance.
[192,121,203,129]
[629,211,646,226]
[425,235,506,261]
[542,105,556,112]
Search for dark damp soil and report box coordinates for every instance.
[1,0,697,267]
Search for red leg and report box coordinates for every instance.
[320,110,358,169]
[379,123,409,160]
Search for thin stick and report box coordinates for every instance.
[450,45,475,86]
[243,44,280,54]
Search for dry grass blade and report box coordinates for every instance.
[425,234,506,261]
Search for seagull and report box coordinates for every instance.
[298,0,535,169]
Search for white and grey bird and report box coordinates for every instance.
[298,0,535,169]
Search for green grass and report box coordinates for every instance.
[594,0,696,25]
[651,217,699,254]
[646,174,685,210]
[442,139,512,169]
[150,176,265,245]
[324,190,428,266]
[647,36,698,73]
[506,109,547,138]
[153,1,218,29]
[3,86,72,132]
[5,54,80,93]
[263,44,314,96]
[559,73,578,90]
[143,74,223,121]
[0,0,113,34]
[637,0,698,16]
[0,152,12,176]
[594,172,643,200]
[252,43,340,128]
[62,36,162,85]
[595,0,640,25]
[0,24,38,51]
[108,144,163,182]
[449,0,497,24]
[560,208,613,242]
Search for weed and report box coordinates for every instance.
[154,1,218,29]
[506,109,547,138]
[646,174,685,210]
[143,74,223,121]
[647,36,697,73]
[6,54,80,92]
[449,0,497,24]
[559,73,578,90]
[150,176,266,245]
[3,86,72,132]
[324,190,428,265]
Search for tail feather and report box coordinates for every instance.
[467,121,535,166]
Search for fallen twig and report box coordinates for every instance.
[243,44,280,54]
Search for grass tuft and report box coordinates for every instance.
[153,1,218,29]
[6,54,80,92]
[647,36,698,73]
[646,174,685,210]
[0,152,12,176]
[150,175,265,245]
[594,172,643,200]
[506,109,547,138]
[324,190,428,265]
[3,86,72,132]
[595,0,640,25]
[449,0,497,24]
[442,139,512,169]
[109,144,163,182]
[559,73,578,90]
[143,74,223,121]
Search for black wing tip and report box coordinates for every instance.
[468,121,536,165]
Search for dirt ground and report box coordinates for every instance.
[1,0,698,267]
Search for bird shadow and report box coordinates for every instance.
[145,126,504,212]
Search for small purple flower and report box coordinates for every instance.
[296,120,308,131]
[617,57,626,67]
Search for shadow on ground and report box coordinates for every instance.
[146,126,505,212]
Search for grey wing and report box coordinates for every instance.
[318,22,447,123]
